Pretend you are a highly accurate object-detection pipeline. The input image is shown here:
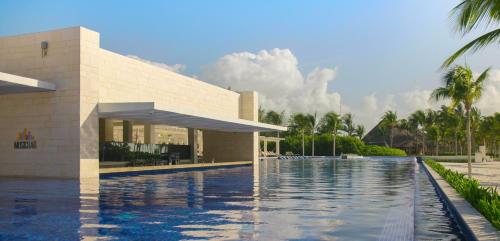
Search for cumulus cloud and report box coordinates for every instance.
[355,70,500,130]
[476,69,500,114]
[125,50,500,132]
[201,48,343,117]
[353,90,442,130]
[127,55,186,73]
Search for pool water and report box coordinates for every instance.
[0,157,465,240]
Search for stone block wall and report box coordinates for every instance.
[0,27,99,178]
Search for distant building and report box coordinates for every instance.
[362,121,419,154]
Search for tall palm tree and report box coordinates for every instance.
[470,107,482,152]
[431,65,489,178]
[452,105,466,155]
[409,110,427,154]
[342,113,355,136]
[258,106,265,123]
[443,0,500,67]
[355,125,365,139]
[306,113,318,156]
[290,113,313,156]
[319,112,341,156]
[381,111,398,147]
[424,110,439,155]
[399,118,417,154]
[264,110,285,137]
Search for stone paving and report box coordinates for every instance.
[440,161,500,191]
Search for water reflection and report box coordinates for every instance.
[0,177,100,240]
[0,158,464,240]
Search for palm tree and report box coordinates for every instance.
[290,113,313,156]
[319,112,341,156]
[409,110,427,154]
[452,105,466,155]
[342,113,355,136]
[431,65,490,178]
[399,118,417,154]
[424,109,439,155]
[355,125,365,139]
[306,113,318,156]
[470,107,482,152]
[264,110,285,137]
[381,111,398,147]
[443,0,500,67]
[258,106,265,122]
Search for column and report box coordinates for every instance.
[263,140,268,157]
[144,124,155,144]
[123,120,133,143]
[99,118,114,142]
[188,128,198,163]
[276,140,280,156]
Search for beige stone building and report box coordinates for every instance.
[0,27,285,180]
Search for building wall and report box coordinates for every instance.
[98,50,240,119]
[0,27,98,178]
[0,26,261,178]
[203,91,259,163]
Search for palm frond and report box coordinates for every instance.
[475,67,491,85]
[442,28,500,68]
[430,87,450,101]
[452,0,500,33]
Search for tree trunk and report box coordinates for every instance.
[415,133,418,155]
[333,132,336,157]
[435,138,439,156]
[312,131,315,156]
[454,132,458,156]
[302,130,305,157]
[466,108,472,178]
[422,135,426,155]
[390,127,394,148]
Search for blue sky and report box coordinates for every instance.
[1,0,499,128]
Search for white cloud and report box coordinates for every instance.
[353,90,442,130]
[201,48,344,120]
[476,69,500,114]
[125,50,500,132]
[355,70,500,130]
[127,55,186,73]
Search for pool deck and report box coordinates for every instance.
[423,162,500,240]
[99,161,253,174]
[440,161,500,191]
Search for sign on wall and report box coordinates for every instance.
[14,128,37,149]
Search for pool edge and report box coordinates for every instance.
[99,161,253,177]
[421,161,499,241]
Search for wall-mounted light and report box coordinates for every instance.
[41,41,48,57]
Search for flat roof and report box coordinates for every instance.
[98,102,287,133]
[0,72,56,95]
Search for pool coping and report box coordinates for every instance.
[422,162,499,241]
[100,161,253,176]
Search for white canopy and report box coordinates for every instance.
[98,102,287,133]
[0,72,56,95]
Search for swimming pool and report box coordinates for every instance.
[0,157,464,240]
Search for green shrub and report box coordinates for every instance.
[425,159,500,230]
[361,145,406,156]
[280,134,406,156]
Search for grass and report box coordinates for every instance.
[425,159,500,230]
